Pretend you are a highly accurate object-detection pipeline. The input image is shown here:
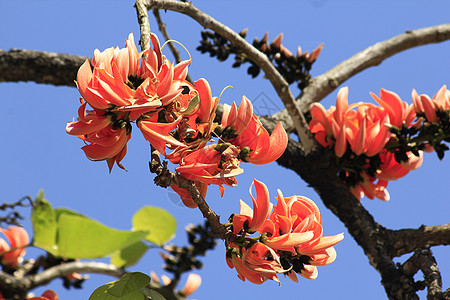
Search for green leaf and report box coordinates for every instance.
[110,241,149,268]
[148,289,166,300]
[132,206,176,246]
[89,283,146,300]
[180,93,200,115]
[57,213,148,259]
[31,191,58,253]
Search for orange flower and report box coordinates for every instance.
[229,180,343,284]
[227,250,267,285]
[180,273,202,297]
[0,226,29,267]
[310,87,392,157]
[227,242,286,285]
[350,172,390,201]
[175,144,243,187]
[261,191,344,259]
[76,33,186,114]
[137,114,185,156]
[222,96,288,164]
[412,85,450,122]
[66,101,131,172]
[232,179,272,234]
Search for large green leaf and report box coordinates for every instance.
[107,272,150,297]
[132,206,176,246]
[110,241,149,268]
[89,284,145,300]
[89,272,150,300]
[57,213,148,259]
[148,289,166,300]
[31,191,58,253]
[32,196,149,259]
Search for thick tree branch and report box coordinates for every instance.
[0,49,87,87]
[273,23,450,132]
[387,224,450,258]
[144,0,315,153]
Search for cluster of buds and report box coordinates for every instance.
[226,180,343,284]
[197,30,323,90]
[0,226,29,268]
[309,86,450,201]
[160,221,216,283]
[67,33,288,207]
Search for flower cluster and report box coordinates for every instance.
[0,226,29,267]
[67,33,288,207]
[226,179,343,284]
[309,87,425,200]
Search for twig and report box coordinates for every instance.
[0,261,124,292]
[144,0,315,153]
[152,9,192,83]
[135,0,152,49]
[149,147,229,239]
[273,23,450,132]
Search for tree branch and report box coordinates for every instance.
[387,223,450,258]
[28,261,125,288]
[144,0,315,153]
[135,0,152,49]
[273,23,450,132]
[0,49,87,87]
[400,247,446,300]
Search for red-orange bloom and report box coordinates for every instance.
[227,242,286,285]
[229,179,343,284]
[412,85,450,122]
[76,33,186,115]
[222,96,288,164]
[310,87,392,157]
[0,226,29,267]
[66,102,131,172]
[180,273,202,297]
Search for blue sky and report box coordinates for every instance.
[1,1,449,299]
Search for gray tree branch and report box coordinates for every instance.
[0,49,87,87]
[387,224,450,258]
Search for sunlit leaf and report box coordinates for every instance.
[89,281,146,300]
[132,206,176,246]
[31,191,58,253]
[180,93,199,115]
[148,289,166,300]
[110,241,149,268]
[107,272,150,297]
[57,213,148,259]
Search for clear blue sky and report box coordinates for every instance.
[1,1,449,299]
